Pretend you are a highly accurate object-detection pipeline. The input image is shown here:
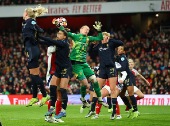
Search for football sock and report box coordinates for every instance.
[116,101,120,115]
[30,74,37,98]
[96,102,102,114]
[50,85,57,107]
[126,106,129,111]
[60,88,68,110]
[82,105,86,108]
[80,85,87,98]
[107,97,112,109]
[91,97,98,112]
[48,101,52,116]
[122,96,132,109]
[31,75,46,97]
[130,95,138,112]
[112,98,117,115]
[136,96,141,100]
[93,82,101,97]
[87,99,91,104]
[56,100,62,115]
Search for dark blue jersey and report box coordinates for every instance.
[89,39,123,68]
[39,36,71,68]
[22,18,43,47]
[116,54,132,77]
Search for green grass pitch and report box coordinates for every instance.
[0,105,170,126]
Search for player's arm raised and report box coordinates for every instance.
[137,74,150,86]
[39,36,66,47]
[111,39,124,48]
[88,21,103,42]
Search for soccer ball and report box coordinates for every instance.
[52,17,67,27]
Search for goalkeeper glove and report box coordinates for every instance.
[93,21,102,31]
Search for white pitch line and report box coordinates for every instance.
[3,112,170,121]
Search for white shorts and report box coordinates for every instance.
[103,85,111,94]
[125,86,139,96]
[103,84,123,95]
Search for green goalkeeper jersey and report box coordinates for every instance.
[59,26,103,62]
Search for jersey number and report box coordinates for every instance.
[27,52,29,61]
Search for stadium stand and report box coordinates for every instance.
[0,23,170,95]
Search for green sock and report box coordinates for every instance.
[93,82,101,97]
[80,85,87,98]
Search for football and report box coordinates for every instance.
[52,17,67,27]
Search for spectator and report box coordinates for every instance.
[0,22,170,95]
[9,85,16,94]
[2,88,9,95]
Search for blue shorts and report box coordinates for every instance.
[99,66,117,79]
[28,59,39,69]
[54,66,72,78]
[89,82,94,92]
[25,46,40,69]
[124,75,136,87]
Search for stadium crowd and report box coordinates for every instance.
[0,24,170,95]
[0,0,119,5]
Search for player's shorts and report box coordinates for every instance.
[125,86,139,96]
[28,59,39,69]
[54,66,72,78]
[99,66,117,79]
[131,73,136,86]
[46,74,53,89]
[89,82,94,92]
[123,76,133,87]
[71,61,94,81]
[25,45,40,69]
[103,83,123,94]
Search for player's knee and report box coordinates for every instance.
[89,75,97,83]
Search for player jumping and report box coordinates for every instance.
[53,19,108,107]
[85,32,123,120]
[22,5,50,107]
[38,28,72,123]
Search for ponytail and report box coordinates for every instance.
[26,4,48,19]
[60,28,70,38]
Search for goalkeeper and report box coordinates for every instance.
[53,19,108,107]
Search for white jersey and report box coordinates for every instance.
[47,46,56,56]
[46,46,56,88]
[132,68,140,76]
[115,62,127,81]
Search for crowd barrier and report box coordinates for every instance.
[0,94,169,105]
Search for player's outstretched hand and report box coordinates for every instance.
[93,21,102,31]
[52,18,61,28]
